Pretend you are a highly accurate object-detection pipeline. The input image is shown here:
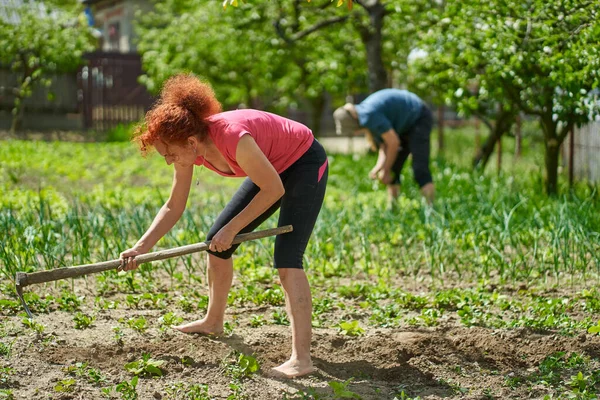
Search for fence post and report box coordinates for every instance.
[569,127,575,187]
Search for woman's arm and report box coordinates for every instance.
[208,134,284,252]
[133,163,193,252]
[120,163,193,271]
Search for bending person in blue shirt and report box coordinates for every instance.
[333,89,435,204]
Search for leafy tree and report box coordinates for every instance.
[411,0,600,194]
[136,1,292,111]
[135,0,367,134]
[0,1,95,133]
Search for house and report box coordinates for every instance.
[83,0,153,53]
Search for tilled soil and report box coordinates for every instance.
[2,305,599,400]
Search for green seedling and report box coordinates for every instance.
[116,376,138,400]
[120,317,148,334]
[124,353,165,377]
[328,378,362,399]
[54,378,76,393]
[588,320,600,335]
[58,292,83,312]
[21,317,45,335]
[338,320,364,337]
[159,312,183,331]
[113,326,125,346]
[73,312,96,329]
[249,314,266,328]
[165,382,210,400]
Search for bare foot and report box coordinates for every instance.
[173,319,223,335]
[270,359,314,378]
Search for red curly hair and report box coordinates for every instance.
[133,74,222,155]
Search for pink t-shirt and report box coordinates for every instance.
[195,109,314,177]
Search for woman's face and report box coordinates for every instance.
[154,138,197,167]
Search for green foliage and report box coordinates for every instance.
[0,367,13,389]
[328,378,362,399]
[338,320,364,336]
[0,341,13,358]
[412,0,600,194]
[158,312,184,330]
[21,317,44,335]
[0,389,14,400]
[63,362,107,385]
[135,0,366,117]
[223,352,260,380]
[588,321,600,335]
[165,382,210,400]
[115,376,139,400]
[73,312,95,329]
[106,124,135,143]
[120,316,148,334]
[124,353,165,377]
[54,378,76,393]
[58,291,83,312]
[223,0,353,10]
[0,2,94,132]
[113,326,125,346]
[249,314,266,328]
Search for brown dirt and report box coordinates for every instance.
[2,264,599,400]
[2,304,599,400]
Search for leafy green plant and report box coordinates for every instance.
[223,352,260,380]
[328,378,362,399]
[54,378,76,393]
[73,312,96,329]
[165,382,210,400]
[337,320,364,337]
[0,389,14,400]
[63,362,107,385]
[58,292,83,312]
[120,317,148,334]
[113,326,125,346]
[115,376,139,400]
[588,321,600,335]
[0,341,13,358]
[21,318,45,335]
[159,312,183,331]
[0,368,13,388]
[271,310,290,326]
[124,353,165,377]
[249,314,266,328]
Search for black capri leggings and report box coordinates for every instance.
[391,103,434,187]
[206,138,328,269]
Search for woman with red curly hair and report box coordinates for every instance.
[119,74,328,378]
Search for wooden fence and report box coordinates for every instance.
[0,52,154,132]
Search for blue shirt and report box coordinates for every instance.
[354,89,423,144]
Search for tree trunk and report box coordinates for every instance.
[539,115,561,195]
[514,114,522,158]
[473,112,515,170]
[358,0,387,92]
[309,94,326,137]
[10,96,25,134]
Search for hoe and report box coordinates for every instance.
[15,225,292,318]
